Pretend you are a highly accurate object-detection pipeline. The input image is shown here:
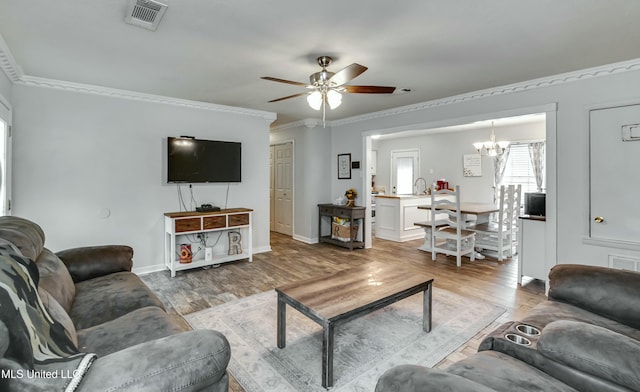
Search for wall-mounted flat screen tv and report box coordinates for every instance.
[167,137,241,183]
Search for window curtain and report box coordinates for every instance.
[528,142,545,192]
[493,146,511,204]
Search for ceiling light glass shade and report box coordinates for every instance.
[307,91,322,110]
[326,89,342,109]
[473,122,509,156]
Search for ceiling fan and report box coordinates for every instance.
[261,56,396,123]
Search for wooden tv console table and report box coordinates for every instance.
[164,208,253,277]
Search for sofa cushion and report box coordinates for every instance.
[78,330,231,392]
[538,320,640,391]
[0,216,45,261]
[519,301,640,341]
[70,271,165,329]
[548,264,640,330]
[36,248,76,313]
[447,350,578,392]
[77,306,187,356]
[38,286,78,348]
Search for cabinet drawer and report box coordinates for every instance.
[319,206,333,215]
[203,216,226,230]
[333,208,353,218]
[175,218,201,233]
[228,213,249,227]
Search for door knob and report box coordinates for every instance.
[594,216,604,223]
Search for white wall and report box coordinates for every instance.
[270,122,332,242]
[331,67,640,269]
[373,121,545,203]
[0,70,11,101]
[12,84,273,272]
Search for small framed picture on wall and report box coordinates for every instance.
[338,153,351,179]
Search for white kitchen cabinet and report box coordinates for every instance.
[517,216,547,283]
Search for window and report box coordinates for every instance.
[500,143,544,194]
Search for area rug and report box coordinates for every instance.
[185,288,505,392]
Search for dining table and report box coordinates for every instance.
[417,202,499,259]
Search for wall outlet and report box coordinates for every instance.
[205,247,213,261]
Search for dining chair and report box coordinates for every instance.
[430,185,476,267]
[470,184,521,260]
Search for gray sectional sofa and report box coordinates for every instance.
[376,263,640,392]
[0,216,230,391]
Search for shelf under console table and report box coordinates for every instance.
[164,208,253,277]
[318,204,366,250]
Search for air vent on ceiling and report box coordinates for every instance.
[124,0,168,31]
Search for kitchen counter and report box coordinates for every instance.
[375,194,431,199]
[375,195,432,242]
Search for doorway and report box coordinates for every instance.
[270,142,293,236]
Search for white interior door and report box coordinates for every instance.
[391,149,419,195]
[273,142,293,236]
[590,104,640,244]
[269,145,275,231]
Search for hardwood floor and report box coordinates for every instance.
[141,232,546,392]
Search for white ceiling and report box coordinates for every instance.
[1,0,640,127]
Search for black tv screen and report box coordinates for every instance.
[167,137,241,183]
[524,192,546,217]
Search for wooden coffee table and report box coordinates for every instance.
[275,262,434,388]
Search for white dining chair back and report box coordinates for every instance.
[430,185,476,267]
[471,185,521,260]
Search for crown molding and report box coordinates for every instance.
[16,76,277,120]
[271,118,321,132]
[0,34,276,121]
[332,57,640,127]
[0,35,23,82]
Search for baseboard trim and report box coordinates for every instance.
[134,245,273,275]
[293,234,318,244]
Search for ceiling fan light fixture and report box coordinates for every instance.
[327,90,342,109]
[307,91,323,110]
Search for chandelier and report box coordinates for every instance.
[473,122,509,156]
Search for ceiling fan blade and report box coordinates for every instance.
[268,92,308,103]
[329,63,368,86]
[261,76,308,87]
[343,85,396,94]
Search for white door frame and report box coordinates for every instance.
[0,93,12,216]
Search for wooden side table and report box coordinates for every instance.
[317,204,366,250]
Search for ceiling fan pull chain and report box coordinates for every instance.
[322,100,327,128]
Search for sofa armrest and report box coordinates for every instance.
[548,264,640,329]
[56,245,134,282]
[375,365,496,392]
[538,320,640,391]
[79,330,230,392]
